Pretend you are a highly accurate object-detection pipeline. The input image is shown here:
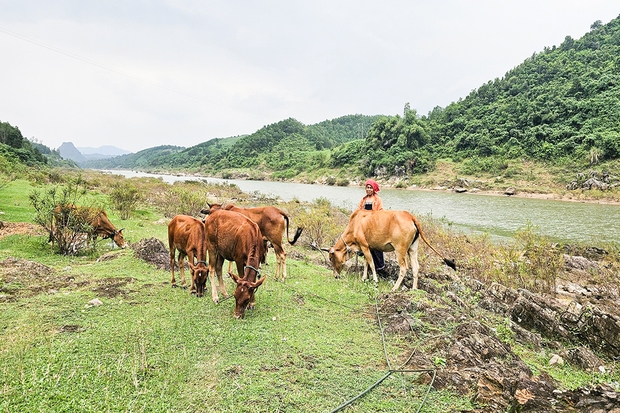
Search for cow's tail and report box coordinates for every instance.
[412,215,456,271]
[283,214,303,245]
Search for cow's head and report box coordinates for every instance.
[230,272,266,319]
[111,229,127,249]
[327,245,349,278]
[190,261,209,298]
[200,203,223,216]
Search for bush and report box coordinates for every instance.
[491,225,562,293]
[29,182,98,255]
[110,182,143,219]
[295,198,348,248]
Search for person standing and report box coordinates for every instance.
[358,179,385,272]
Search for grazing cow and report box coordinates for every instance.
[325,209,456,291]
[204,209,266,318]
[201,203,302,281]
[52,204,126,249]
[168,215,209,297]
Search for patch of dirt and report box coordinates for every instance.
[0,257,71,301]
[0,222,45,239]
[0,257,138,302]
[90,277,136,298]
[57,325,85,333]
[131,237,172,270]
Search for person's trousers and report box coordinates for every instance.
[370,249,384,270]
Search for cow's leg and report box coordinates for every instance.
[216,256,228,298]
[407,240,420,290]
[361,248,377,283]
[392,240,419,291]
[188,253,197,294]
[393,252,408,291]
[273,242,286,281]
[209,255,226,303]
[170,248,177,287]
[209,262,220,303]
[177,252,188,290]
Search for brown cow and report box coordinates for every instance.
[201,203,302,281]
[326,209,455,291]
[168,215,209,297]
[52,204,126,249]
[204,209,266,318]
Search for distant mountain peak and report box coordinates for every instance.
[58,142,86,163]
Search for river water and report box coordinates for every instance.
[102,170,620,245]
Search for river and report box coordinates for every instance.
[102,169,620,245]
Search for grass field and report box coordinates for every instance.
[0,180,473,412]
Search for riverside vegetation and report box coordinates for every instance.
[1,168,619,412]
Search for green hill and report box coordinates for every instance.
[82,145,186,170]
[345,16,620,177]
[0,121,49,167]
[81,115,382,174]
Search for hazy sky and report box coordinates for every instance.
[1,1,619,153]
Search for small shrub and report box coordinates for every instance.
[491,224,562,294]
[29,181,98,255]
[110,182,143,219]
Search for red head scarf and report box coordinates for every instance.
[365,179,380,193]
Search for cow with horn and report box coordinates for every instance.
[324,209,456,291]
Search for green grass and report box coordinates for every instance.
[0,180,473,412]
[0,179,37,222]
[0,248,472,412]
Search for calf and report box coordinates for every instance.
[168,215,209,297]
[202,203,302,281]
[204,209,266,318]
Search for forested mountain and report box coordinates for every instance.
[0,121,48,166]
[83,145,185,169]
[337,16,620,177]
[83,114,381,173]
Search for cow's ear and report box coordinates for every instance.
[229,272,240,283]
[250,276,266,289]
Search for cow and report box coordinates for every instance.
[52,204,127,249]
[167,215,209,298]
[204,209,266,318]
[201,203,302,282]
[325,209,456,291]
